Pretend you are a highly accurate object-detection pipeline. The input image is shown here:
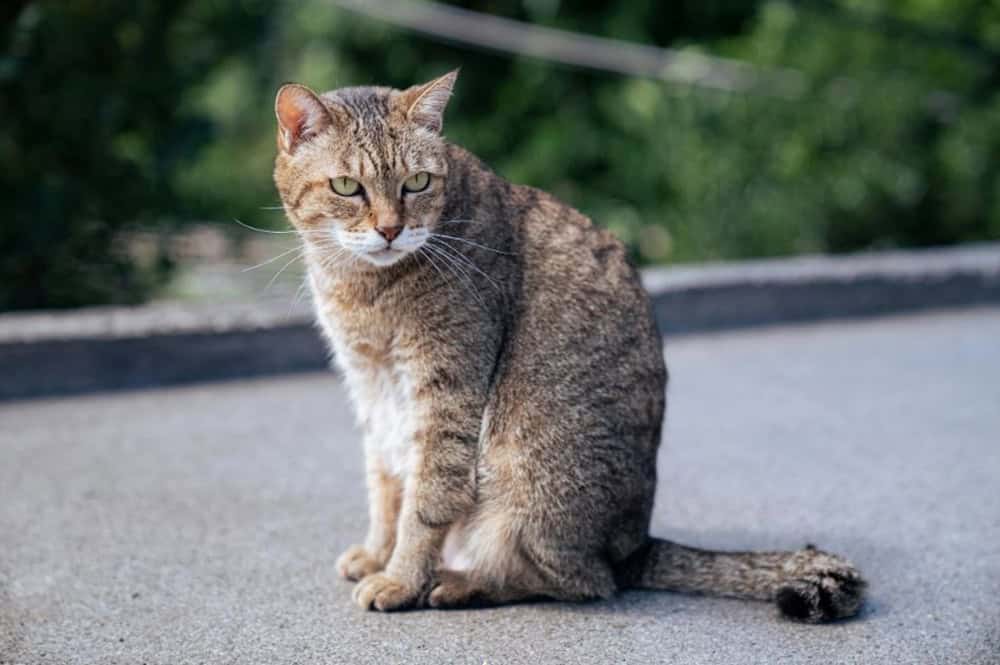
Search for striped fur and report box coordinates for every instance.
[273,72,865,622]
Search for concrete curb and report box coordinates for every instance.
[642,242,1000,334]
[2,243,998,401]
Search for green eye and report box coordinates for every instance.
[403,172,430,193]
[330,177,361,196]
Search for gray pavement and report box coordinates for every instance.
[2,307,999,664]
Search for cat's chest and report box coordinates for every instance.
[345,360,416,477]
[322,316,418,477]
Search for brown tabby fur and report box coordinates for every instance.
[272,71,865,622]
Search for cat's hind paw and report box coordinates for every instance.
[775,545,866,623]
[427,570,482,609]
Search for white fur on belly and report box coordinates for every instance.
[440,512,525,586]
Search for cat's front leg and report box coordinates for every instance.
[353,381,482,611]
[336,455,402,581]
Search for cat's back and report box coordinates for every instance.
[509,179,665,392]
[445,144,646,303]
[519,184,639,297]
[444,145,665,441]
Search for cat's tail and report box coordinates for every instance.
[615,538,865,623]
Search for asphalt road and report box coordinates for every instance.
[2,307,999,664]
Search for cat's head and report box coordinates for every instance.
[273,71,458,268]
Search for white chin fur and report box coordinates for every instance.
[360,248,410,267]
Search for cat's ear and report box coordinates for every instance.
[399,69,459,133]
[275,83,331,153]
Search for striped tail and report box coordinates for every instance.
[616,538,865,623]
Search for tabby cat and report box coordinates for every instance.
[272,70,865,622]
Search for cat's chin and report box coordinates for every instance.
[360,248,410,267]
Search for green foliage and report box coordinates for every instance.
[0,0,273,309]
[2,0,998,309]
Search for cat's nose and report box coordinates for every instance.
[375,225,402,243]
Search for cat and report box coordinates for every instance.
[272,70,865,622]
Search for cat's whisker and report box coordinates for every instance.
[421,242,471,289]
[415,247,452,296]
[426,242,495,293]
[319,250,350,272]
[430,232,514,256]
[232,218,297,234]
[313,245,358,275]
[241,244,304,273]
[263,249,307,292]
[423,248,484,309]
[286,275,312,320]
[426,238,501,292]
[429,255,482,309]
[421,242,488,308]
[306,241,345,254]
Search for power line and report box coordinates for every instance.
[330,0,808,99]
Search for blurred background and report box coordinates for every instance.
[2,0,998,312]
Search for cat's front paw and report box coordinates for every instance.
[352,572,421,611]
[336,545,383,582]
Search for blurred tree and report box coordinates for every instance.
[0,0,274,309]
[181,0,1000,265]
[2,0,999,309]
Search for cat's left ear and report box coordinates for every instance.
[399,69,459,133]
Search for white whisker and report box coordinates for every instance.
[241,244,303,273]
[422,242,488,308]
[423,245,481,307]
[416,246,451,293]
[431,232,513,256]
[263,250,306,292]
[233,218,297,234]
[427,238,501,291]
[286,276,311,320]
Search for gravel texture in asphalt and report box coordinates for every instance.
[2,307,999,664]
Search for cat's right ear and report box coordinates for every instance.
[399,69,459,133]
[275,84,331,153]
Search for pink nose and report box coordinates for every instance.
[376,225,401,242]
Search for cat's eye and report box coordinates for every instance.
[403,172,430,193]
[330,177,361,197]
